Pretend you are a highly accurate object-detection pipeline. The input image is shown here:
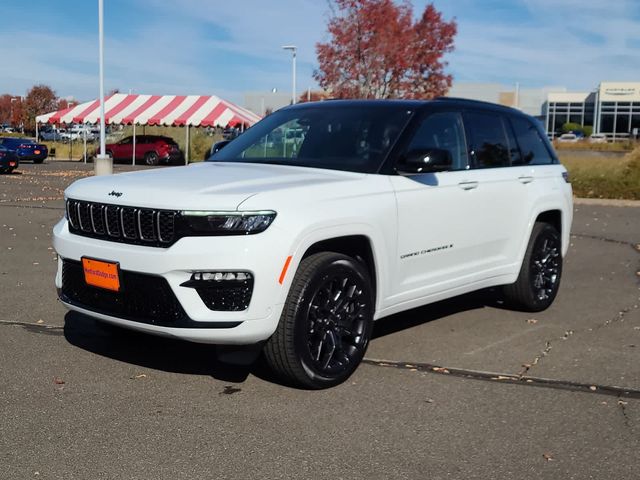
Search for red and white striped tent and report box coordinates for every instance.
[36,93,261,164]
[36,93,261,127]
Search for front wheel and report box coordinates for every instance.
[503,222,563,312]
[263,252,374,389]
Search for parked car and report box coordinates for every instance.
[222,128,240,140]
[40,127,63,141]
[0,145,19,173]
[589,133,608,144]
[100,135,184,165]
[59,130,82,142]
[0,137,48,163]
[557,133,579,143]
[204,140,232,160]
[54,99,573,389]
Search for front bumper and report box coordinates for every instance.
[53,218,290,344]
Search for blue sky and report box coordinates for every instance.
[1,0,639,103]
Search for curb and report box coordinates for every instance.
[574,197,640,208]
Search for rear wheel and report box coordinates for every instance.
[144,151,159,166]
[264,252,374,389]
[503,222,563,312]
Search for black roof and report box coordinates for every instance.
[283,97,528,117]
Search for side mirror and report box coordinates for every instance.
[397,148,452,174]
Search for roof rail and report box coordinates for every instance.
[434,96,509,108]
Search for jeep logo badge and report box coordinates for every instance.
[108,191,123,197]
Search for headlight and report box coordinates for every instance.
[181,210,276,235]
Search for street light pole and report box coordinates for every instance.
[95,0,111,175]
[282,45,297,105]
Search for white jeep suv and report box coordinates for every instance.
[54,99,573,389]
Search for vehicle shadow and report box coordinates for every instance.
[63,289,508,388]
[63,311,256,383]
[372,288,505,339]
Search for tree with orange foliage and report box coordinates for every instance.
[314,0,456,99]
[297,90,331,103]
[22,84,57,129]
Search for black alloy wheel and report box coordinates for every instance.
[264,252,374,389]
[145,151,159,166]
[503,222,563,312]
[304,270,370,376]
[530,231,561,303]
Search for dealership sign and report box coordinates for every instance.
[604,87,636,96]
[600,83,640,101]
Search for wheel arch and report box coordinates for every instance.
[535,209,562,236]
[300,234,378,307]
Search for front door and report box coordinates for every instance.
[389,111,477,303]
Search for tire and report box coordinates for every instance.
[0,167,6,174]
[144,151,159,166]
[503,222,563,312]
[263,252,374,389]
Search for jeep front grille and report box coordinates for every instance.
[66,199,178,247]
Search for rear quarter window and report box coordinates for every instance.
[510,116,554,165]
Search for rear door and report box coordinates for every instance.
[508,114,564,239]
[461,110,531,274]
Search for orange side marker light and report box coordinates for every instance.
[278,256,293,285]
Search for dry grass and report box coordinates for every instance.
[559,148,640,200]
[553,140,637,152]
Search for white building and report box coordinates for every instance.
[545,82,640,139]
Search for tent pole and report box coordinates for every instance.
[185,125,189,165]
[132,123,136,166]
[83,126,87,164]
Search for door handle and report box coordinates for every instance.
[458,181,479,190]
[518,176,534,184]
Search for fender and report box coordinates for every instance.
[275,222,392,313]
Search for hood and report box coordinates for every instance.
[64,162,365,211]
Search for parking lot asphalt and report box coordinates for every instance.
[1,162,639,479]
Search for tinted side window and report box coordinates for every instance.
[406,112,468,170]
[511,117,554,165]
[464,112,511,168]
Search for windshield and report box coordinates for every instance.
[208,104,413,173]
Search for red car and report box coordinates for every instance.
[102,135,184,165]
